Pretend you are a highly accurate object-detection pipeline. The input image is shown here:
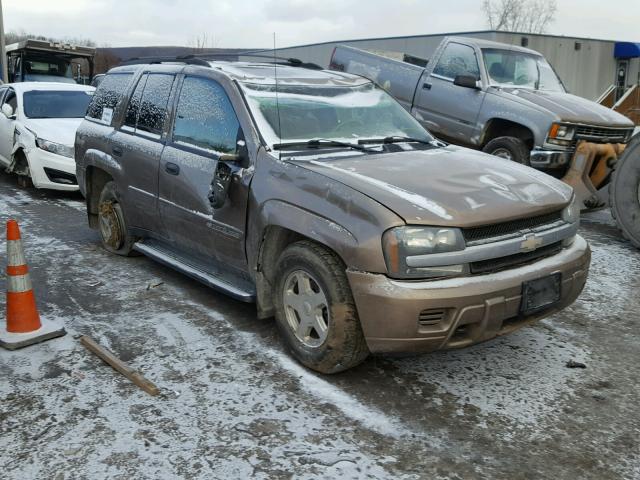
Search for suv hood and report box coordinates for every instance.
[292,146,573,227]
[492,87,634,127]
[24,118,83,147]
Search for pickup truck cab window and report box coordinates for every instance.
[86,72,133,123]
[482,48,564,92]
[432,42,480,80]
[173,76,240,153]
[241,82,432,148]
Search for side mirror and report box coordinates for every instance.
[454,75,480,90]
[1,104,14,119]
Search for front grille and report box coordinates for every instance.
[470,241,563,275]
[418,308,447,326]
[574,125,633,144]
[463,210,564,246]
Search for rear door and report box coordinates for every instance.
[112,72,176,234]
[413,42,486,144]
[159,75,251,271]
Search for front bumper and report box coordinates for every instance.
[27,148,79,191]
[529,148,573,168]
[347,235,590,354]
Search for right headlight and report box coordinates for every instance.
[382,226,467,279]
[547,123,576,147]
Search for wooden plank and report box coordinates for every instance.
[80,335,160,396]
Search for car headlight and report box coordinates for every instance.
[382,226,467,279]
[562,195,580,224]
[36,138,74,159]
[547,123,576,146]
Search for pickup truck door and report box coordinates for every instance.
[413,42,486,145]
[158,75,251,272]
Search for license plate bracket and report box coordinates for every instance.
[521,273,561,314]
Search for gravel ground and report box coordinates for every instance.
[0,172,638,480]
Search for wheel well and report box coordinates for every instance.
[86,166,113,229]
[255,225,340,319]
[482,119,535,150]
[11,148,29,175]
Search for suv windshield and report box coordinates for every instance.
[241,82,433,147]
[24,90,93,118]
[482,48,564,92]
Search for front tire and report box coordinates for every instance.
[98,181,136,256]
[482,136,530,165]
[274,240,369,374]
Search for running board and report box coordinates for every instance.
[133,241,256,303]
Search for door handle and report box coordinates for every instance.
[422,82,432,90]
[165,162,180,175]
[112,146,123,157]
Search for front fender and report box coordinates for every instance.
[259,199,358,264]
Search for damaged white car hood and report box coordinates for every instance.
[23,118,84,147]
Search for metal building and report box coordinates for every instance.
[252,30,640,104]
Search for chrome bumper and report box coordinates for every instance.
[530,149,573,168]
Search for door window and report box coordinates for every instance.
[4,89,17,111]
[173,76,240,154]
[433,43,480,80]
[124,74,147,129]
[136,74,174,135]
[86,72,133,123]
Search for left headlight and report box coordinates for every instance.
[382,226,467,279]
[36,138,74,159]
[562,195,581,224]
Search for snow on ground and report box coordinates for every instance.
[0,178,639,479]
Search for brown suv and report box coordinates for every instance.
[75,59,590,373]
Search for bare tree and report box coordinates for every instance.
[482,0,557,34]
[188,33,218,52]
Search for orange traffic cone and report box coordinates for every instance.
[0,219,66,350]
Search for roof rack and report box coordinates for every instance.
[120,53,324,70]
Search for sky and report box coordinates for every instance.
[4,0,640,49]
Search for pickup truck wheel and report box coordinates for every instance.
[274,240,369,374]
[483,136,531,165]
[610,135,640,249]
[98,181,136,256]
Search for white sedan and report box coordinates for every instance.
[0,82,95,190]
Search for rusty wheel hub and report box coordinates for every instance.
[99,201,124,250]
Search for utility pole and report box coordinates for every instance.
[0,0,6,83]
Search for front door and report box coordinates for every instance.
[114,72,175,234]
[159,75,251,272]
[0,87,13,165]
[413,42,485,144]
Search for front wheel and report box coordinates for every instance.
[274,241,369,374]
[482,136,531,165]
[97,181,137,256]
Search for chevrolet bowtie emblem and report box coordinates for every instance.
[520,234,543,252]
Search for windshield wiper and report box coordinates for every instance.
[273,139,376,152]
[357,135,436,146]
